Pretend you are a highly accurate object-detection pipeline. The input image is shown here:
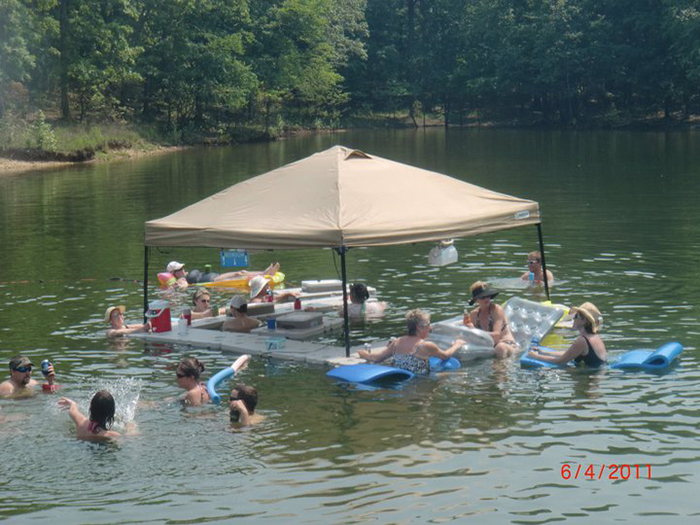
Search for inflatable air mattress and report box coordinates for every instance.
[610,342,683,371]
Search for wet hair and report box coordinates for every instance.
[89,390,115,432]
[177,357,205,380]
[231,384,258,413]
[405,309,430,336]
[192,287,211,305]
[350,283,370,304]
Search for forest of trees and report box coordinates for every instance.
[3,0,700,140]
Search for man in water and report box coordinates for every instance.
[229,384,264,426]
[0,356,55,398]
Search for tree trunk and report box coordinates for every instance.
[59,0,71,121]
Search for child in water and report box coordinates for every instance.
[58,390,121,441]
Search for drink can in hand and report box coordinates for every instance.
[41,359,52,376]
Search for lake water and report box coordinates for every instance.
[1,129,699,523]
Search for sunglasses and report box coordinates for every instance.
[197,298,210,304]
[14,366,32,373]
[528,260,540,264]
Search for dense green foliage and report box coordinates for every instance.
[2,0,700,138]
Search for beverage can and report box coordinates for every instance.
[41,359,52,376]
[183,308,192,325]
[294,298,301,310]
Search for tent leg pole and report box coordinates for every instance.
[536,223,550,301]
[337,246,350,357]
[143,244,150,322]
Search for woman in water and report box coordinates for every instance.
[338,283,387,319]
[105,306,150,338]
[528,302,607,367]
[58,390,120,441]
[463,281,519,359]
[190,288,227,320]
[358,309,465,374]
[175,357,210,406]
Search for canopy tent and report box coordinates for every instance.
[143,146,551,354]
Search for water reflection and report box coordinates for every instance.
[1,129,700,521]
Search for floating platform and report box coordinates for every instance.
[130,295,565,369]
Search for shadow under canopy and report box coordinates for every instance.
[143,145,549,355]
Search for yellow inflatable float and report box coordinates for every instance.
[201,272,285,289]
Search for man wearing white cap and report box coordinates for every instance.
[222,295,263,333]
[166,261,189,291]
[105,305,151,338]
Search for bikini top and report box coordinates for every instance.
[391,340,430,374]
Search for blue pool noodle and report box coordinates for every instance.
[207,367,234,404]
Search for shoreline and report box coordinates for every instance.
[0,145,188,175]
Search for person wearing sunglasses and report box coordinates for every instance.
[105,305,151,338]
[358,309,466,374]
[528,302,607,367]
[175,357,210,406]
[229,384,263,427]
[190,288,227,320]
[520,251,554,285]
[464,281,519,359]
[0,356,56,398]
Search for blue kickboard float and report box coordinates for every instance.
[327,357,461,385]
[520,347,569,369]
[520,342,684,372]
[610,342,683,371]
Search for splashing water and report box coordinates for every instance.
[75,377,142,430]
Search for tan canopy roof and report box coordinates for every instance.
[145,145,540,249]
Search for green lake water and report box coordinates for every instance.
[1,129,699,523]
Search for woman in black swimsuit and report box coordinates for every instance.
[528,302,607,367]
[464,281,519,359]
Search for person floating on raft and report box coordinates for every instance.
[463,281,519,359]
[159,261,282,291]
[528,302,607,367]
[520,251,554,285]
[358,309,465,374]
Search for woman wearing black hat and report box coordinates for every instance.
[464,281,519,359]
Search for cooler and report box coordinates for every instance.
[146,300,172,332]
